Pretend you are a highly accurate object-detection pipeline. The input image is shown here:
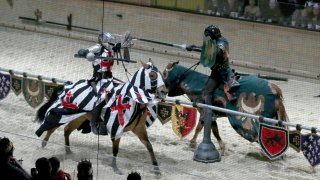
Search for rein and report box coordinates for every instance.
[170,61,200,85]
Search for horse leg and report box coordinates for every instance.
[132,120,160,176]
[64,116,87,154]
[211,121,226,156]
[189,121,203,148]
[111,138,123,175]
[42,127,58,148]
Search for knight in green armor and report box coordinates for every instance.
[187,25,240,104]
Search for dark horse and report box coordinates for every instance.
[163,61,289,154]
[35,62,167,175]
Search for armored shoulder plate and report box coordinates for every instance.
[216,37,229,52]
[87,44,102,54]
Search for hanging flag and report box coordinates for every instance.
[22,77,45,108]
[300,133,320,166]
[0,72,11,101]
[157,102,173,125]
[258,123,289,160]
[44,82,63,100]
[10,74,22,96]
[171,104,197,138]
[289,130,301,152]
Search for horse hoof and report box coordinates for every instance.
[65,147,72,154]
[112,167,123,175]
[41,141,47,148]
[153,168,161,177]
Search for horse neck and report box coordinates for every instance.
[173,65,207,96]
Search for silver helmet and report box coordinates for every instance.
[98,32,116,45]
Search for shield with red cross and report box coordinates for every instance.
[258,123,289,160]
[111,94,131,126]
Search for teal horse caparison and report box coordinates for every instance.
[163,63,288,142]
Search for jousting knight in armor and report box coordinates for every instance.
[186,25,240,120]
[76,32,122,85]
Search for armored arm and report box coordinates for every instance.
[75,44,101,61]
[186,45,202,52]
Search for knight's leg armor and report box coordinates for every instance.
[225,69,240,103]
[227,68,240,94]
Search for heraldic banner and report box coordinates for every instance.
[0,72,11,101]
[157,102,173,125]
[22,77,45,108]
[258,123,289,160]
[171,104,197,138]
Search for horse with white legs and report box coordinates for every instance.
[162,61,289,155]
[35,61,167,175]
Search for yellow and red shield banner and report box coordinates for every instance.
[171,104,197,138]
[258,123,289,160]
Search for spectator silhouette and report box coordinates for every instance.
[261,0,284,24]
[127,171,142,180]
[291,1,314,28]
[77,160,93,180]
[0,137,32,180]
[49,157,71,180]
[242,0,261,21]
[290,0,305,27]
[32,157,52,180]
[216,0,244,18]
[312,3,320,30]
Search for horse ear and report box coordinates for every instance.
[148,58,154,64]
[141,60,150,69]
[172,61,179,66]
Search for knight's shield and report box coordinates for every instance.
[11,75,22,96]
[171,104,197,138]
[200,36,217,67]
[22,78,45,108]
[300,133,320,166]
[44,82,62,100]
[0,72,11,101]
[157,102,173,125]
[258,123,289,160]
[289,130,301,152]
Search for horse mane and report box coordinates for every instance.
[35,85,64,123]
[171,65,208,96]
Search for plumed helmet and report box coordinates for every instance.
[98,32,116,45]
[204,25,221,40]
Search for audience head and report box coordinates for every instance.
[127,171,142,180]
[313,3,320,15]
[77,160,93,180]
[49,156,60,174]
[269,0,278,9]
[35,157,52,177]
[0,137,14,161]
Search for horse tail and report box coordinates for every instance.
[35,85,64,123]
[270,83,289,122]
[277,99,289,122]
